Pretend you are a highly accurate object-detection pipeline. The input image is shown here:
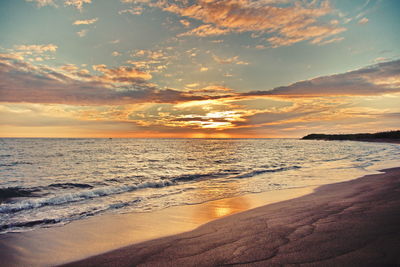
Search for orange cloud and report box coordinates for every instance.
[0,53,24,61]
[60,64,79,72]
[358,17,369,24]
[14,44,58,53]
[1,53,399,111]
[267,23,346,47]
[73,18,98,25]
[179,19,191,27]
[92,64,152,83]
[121,0,151,3]
[146,0,345,46]
[127,48,172,74]
[0,56,217,105]
[178,24,231,37]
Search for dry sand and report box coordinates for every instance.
[63,167,400,267]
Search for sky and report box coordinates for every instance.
[0,0,399,138]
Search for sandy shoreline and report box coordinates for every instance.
[63,167,400,267]
[0,186,315,267]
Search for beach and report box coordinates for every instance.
[0,139,399,267]
[2,0,400,266]
[63,167,400,266]
[0,186,315,267]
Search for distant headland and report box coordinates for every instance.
[302,130,400,143]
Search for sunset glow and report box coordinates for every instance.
[0,0,399,137]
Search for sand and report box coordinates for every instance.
[63,167,400,267]
[0,186,314,267]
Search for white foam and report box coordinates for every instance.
[0,179,174,214]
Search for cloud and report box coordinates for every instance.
[77,29,88,37]
[212,54,248,65]
[121,0,151,3]
[119,6,145,15]
[170,110,247,129]
[179,19,191,28]
[315,36,344,46]
[2,56,399,136]
[60,64,79,72]
[178,24,231,37]
[358,17,369,24]
[92,64,152,83]
[127,48,172,73]
[1,52,399,134]
[14,44,58,53]
[0,104,88,127]
[244,59,400,97]
[142,0,346,47]
[187,85,234,97]
[1,46,56,63]
[25,0,56,7]
[268,24,346,47]
[125,98,253,131]
[185,83,199,88]
[26,0,92,10]
[64,0,92,10]
[0,56,213,105]
[73,17,99,38]
[133,49,166,60]
[0,53,25,61]
[73,18,98,25]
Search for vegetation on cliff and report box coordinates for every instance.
[302,130,400,141]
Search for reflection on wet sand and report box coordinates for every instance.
[190,181,250,223]
[179,139,251,223]
[193,195,250,222]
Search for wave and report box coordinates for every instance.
[0,197,144,233]
[0,218,60,232]
[0,161,33,167]
[168,166,302,183]
[234,166,301,179]
[0,180,173,214]
[171,172,224,182]
[0,187,38,202]
[0,166,302,214]
[48,183,93,189]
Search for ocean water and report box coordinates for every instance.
[0,138,399,234]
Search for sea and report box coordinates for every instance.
[1,138,399,234]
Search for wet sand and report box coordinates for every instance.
[0,187,314,267]
[64,167,400,267]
